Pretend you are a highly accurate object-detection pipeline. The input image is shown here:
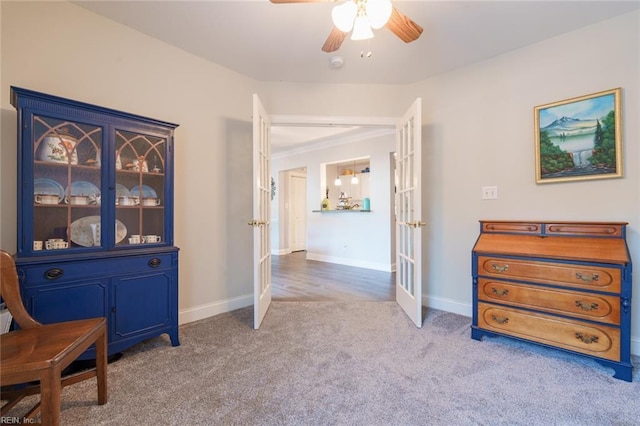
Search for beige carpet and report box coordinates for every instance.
[4,302,639,425]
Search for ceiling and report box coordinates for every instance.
[73,0,639,152]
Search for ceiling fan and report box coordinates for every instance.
[270,0,423,53]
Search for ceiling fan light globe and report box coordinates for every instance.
[351,16,374,40]
[366,0,392,29]
[332,1,357,32]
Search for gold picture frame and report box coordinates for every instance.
[534,88,622,184]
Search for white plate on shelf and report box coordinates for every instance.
[69,216,127,247]
[65,181,100,197]
[130,185,157,199]
[115,183,130,198]
[34,178,65,200]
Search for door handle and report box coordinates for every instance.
[44,268,64,280]
[402,221,426,228]
[248,220,269,227]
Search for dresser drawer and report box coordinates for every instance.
[477,256,621,293]
[20,253,174,285]
[482,222,542,234]
[478,278,620,325]
[477,303,620,361]
[545,223,625,238]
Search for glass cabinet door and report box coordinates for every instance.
[115,129,166,246]
[32,115,103,252]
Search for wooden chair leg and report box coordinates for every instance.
[95,327,108,405]
[39,367,62,426]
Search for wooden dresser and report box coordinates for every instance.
[471,220,633,381]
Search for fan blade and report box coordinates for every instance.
[322,27,348,53]
[385,5,423,43]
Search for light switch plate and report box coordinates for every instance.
[482,186,498,200]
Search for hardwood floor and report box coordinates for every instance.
[272,251,394,301]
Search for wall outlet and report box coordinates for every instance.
[482,186,498,200]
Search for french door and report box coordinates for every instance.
[395,98,424,327]
[251,94,272,329]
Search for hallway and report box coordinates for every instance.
[271,251,394,301]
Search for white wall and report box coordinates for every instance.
[0,1,257,323]
[410,11,640,348]
[272,133,395,271]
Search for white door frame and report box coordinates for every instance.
[271,115,396,128]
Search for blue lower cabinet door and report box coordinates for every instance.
[111,272,173,341]
[26,279,109,324]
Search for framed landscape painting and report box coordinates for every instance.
[534,88,622,184]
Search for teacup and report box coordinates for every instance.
[141,198,160,207]
[144,235,161,243]
[128,235,141,244]
[33,240,43,251]
[132,159,148,172]
[89,193,101,205]
[45,239,68,250]
[65,195,90,205]
[117,196,139,206]
[35,194,60,205]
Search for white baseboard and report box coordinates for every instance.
[178,294,252,325]
[305,253,393,272]
[423,294,472,318]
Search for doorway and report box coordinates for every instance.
[274,164,395,301]
[271,116,397,299]
[254,98,424,328]
[288,169,307,252]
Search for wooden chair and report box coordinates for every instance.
[0,250,107,425]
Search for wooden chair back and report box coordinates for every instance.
[0,249,108,425]
[1,250,40,329]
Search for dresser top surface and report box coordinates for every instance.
[473,233,630,265]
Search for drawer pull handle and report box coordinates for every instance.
[575,300,599,311]
[575,332,599,344]
[575,272,599,282]
[491,264,509,273]
[490,314,509,325]
[148,258,162,268]
[491,287,509,297]
[44,268,64,280]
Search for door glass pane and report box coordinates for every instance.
[33,115,102,251]
[115,129,165,245]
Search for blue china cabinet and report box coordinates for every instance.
[11,87,180,358]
